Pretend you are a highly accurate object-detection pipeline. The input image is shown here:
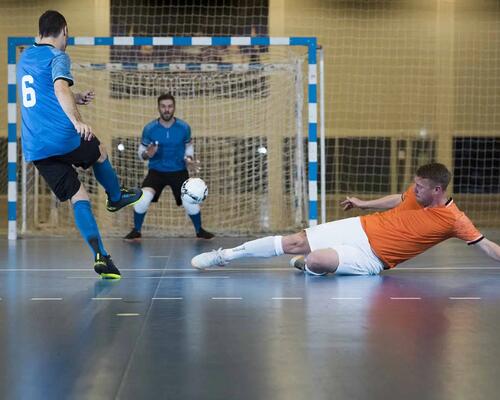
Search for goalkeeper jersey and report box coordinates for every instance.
[141,117,191,172]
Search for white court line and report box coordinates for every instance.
[211,268,291,272]
[211,297,243,300]
[0,268,291,272]
[1,268,93,271]
[116,313,140,317]
[449,297,482,300]
[31,297,63,301]
[0,268,190,272]
[139,276,230,279]
[92,297,123,301]
[330,297,362,300]
[272,297,303,300]
[3,267,500,272]
[394,267,500,271]
[390,297,422,300]
[152,297,183,300]
[66,276,230,279]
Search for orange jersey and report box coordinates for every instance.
[360,186,483,269]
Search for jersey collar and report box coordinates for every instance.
[34,43,55,48]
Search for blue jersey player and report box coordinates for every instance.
[124,93,214,241]
[17,10,142,279]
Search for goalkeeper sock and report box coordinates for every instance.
[188,212,202,233]
[223,236,283,260]
[134,211,147,232]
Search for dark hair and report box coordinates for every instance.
[39,10,67,38]
[416,163,451,190]
[157,93,175,105]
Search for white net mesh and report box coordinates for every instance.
[285,0,500,227]
[19,45,309,237]
[6,1,500,237]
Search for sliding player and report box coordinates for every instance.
[192,163,500,274]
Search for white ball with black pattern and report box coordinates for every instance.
[181,178,208,205]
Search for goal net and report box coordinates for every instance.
[18,41,310,237]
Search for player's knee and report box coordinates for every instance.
[70,183,89,203]
[182,198,200,215]
[97,144,108,163]
[305,251,338,274]
[134,189,154,214]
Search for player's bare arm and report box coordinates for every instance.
[54,79,93,140]
[341,193,402,211]
[476,238,500,262]
[138,142,158,160]
[184,141,200,173]
[74,90,95,105]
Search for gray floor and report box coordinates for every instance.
[1,235,500,400]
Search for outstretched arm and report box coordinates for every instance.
[476,238,500,262]
[341,194,402,211]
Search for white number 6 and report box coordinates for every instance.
[21,75,36,108]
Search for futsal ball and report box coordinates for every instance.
[181,178,208,204]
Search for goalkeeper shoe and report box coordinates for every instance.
[94,253,121,279]
[191,248,228,270]
[106,188,143,212]
[124,228,142,242]
[196,228,215,240]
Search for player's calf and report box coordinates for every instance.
[282,231,311,254]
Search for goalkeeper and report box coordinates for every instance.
[124,93,214,241]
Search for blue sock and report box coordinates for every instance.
[92,158,121,202]
[73,200,108,257]
[134,211,146,232]
[189,212,202,233]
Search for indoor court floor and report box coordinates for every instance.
[1,234,500,400]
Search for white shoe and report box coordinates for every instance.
[191,248,229,270]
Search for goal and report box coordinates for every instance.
[7,36,319,239]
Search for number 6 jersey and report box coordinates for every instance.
[17,43,80,162]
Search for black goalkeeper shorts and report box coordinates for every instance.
[142,169,189,205]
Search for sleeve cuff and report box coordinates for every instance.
[467,236,485,245]
[54,76,74,87]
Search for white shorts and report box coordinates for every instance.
[305,217,385,275]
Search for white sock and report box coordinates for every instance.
[223,235,283,261]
